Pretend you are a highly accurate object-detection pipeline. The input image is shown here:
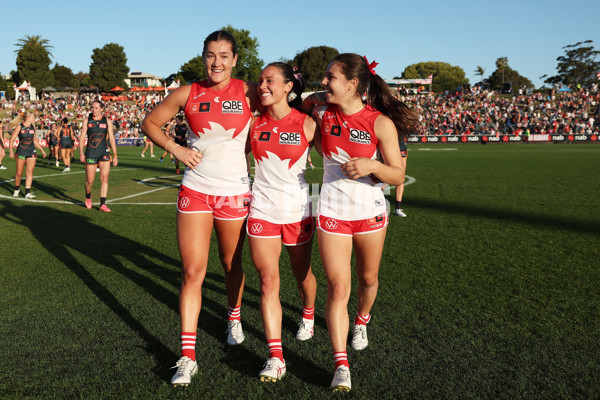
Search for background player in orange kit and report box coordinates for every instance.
[247,63,318,382]
[141,30,262,387]
[304,53,419,392]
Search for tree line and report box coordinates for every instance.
[1,27,598,99]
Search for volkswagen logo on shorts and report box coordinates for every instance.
[250,223,263,234]
[325,219,338,230]
[179,196,190,209]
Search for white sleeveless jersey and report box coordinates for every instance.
[249,108,311,224]
[182,79,251,196]
[317,104,386,220]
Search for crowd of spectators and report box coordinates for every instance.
[400,83,600,136]
[1,92,166,139]
[2,84,599,140]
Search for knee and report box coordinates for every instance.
[328,280,351,303]
[259,274,280,297]
[358,273,379,290]
[181,265,206,287]
[220,254,241,274]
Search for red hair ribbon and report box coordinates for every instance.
[363,56,378,75]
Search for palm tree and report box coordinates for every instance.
[14,34,54,58]
[475,66,486,84]
[495,57,508,84]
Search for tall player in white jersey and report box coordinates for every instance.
[141,30,262,387]
[247,62,318,382]
[303,53,419,392]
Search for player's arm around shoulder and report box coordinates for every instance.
[244,81,264,114]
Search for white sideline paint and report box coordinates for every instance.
[0,169,178,205]
[418,148,458,151]
[1,171,416,206]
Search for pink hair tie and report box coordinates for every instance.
[292,66,303,86]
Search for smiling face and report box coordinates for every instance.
[321,61,358,105]
[204,40,238,88]
[257,65,293,108]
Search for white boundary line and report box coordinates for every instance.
[0,168,179,206]
[418,148,458,151]
[1,170,416,206]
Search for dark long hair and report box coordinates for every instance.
[332,53,420,138]
[264,62,305,110]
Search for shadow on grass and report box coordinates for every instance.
[0,201,329,385]
[395,195,600,234]
[0,201,179,382]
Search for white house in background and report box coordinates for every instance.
[125,72,163,88]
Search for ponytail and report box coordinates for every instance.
[9,114,24,130]
[332,53,420,138]
[366,74,420,138]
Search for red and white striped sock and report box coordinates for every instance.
[228,304,241,321]
[354,312,371,326]
[267,339,284,362]
[333,351,350,369]
[302,306,315,321]
[180,332,197,361]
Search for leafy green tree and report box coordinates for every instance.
[222,25,263,82]
[74,72,91,88]
[475,66,486,84]
[292,46,339,90]
[487,60,533,90]
[52,64,78,88]
[165,73,187,86]
[495,57,508,85]
[0,75,16,99]
[14,34,54,89]
[89,43,129,92]
[545,40,600,88]
[180,55,205,83]
[403,61,468,93]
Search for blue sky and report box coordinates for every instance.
[2,0,599,89]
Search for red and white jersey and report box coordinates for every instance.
[249,108,311,224]
[316,104,386,220]
[183,79,252,195]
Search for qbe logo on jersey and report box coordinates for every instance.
[279,132,301,145]
[222,100,244,114]
[349,129,371,145]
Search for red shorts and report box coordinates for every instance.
[247,217,315,246]
[177,184,250,220]
[317,213,388,236]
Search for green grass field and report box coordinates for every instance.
[1,143,599,399]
